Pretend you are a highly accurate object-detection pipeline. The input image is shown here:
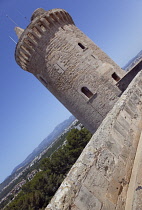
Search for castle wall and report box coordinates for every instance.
[125,124,142,210]
[15,9,126,133]
[117,60,142,92]
[46,70,142,210]
[34,22,124,133]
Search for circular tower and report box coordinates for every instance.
[15,8,125,133]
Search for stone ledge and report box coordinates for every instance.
[46,71,142,210]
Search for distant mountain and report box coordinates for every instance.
[123,50,142,71]
[0,115,75,192]
[11,115,75,174]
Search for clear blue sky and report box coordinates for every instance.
[1,0,142,183]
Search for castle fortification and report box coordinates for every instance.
[46,71,142,210]
[15,8,142,210]
[15,8,125,133]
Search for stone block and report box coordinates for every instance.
[96,149,116,180]
[70,204,80,210]
[112,158,126,183]
[105,135,123,158]
[101,199,116,210]
[111,126,125,146]
[84,164,109,201]
[120,146,131,162]
[106,178,122,204]
[74,186,102,210]
[113,121,128,139]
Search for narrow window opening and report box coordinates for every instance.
[81,86,93,98]
[112,72,120,82]
[78,42,85,49]
[61,26,65,31]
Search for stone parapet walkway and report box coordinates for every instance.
[46,71,142,210]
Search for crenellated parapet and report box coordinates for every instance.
[15,8,74,72]
[46,71,142,210]
[14,8,142,210]
[15,8,125,133]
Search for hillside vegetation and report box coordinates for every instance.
[4,128,92,210]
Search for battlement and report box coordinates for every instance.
[14,8,142,209]
[15,8,74,72]
[15,8,127,133]
[46,71,142,209]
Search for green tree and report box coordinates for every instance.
[5,128,92,210]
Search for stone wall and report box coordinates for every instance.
[125,119,142,209]
[15,8,125,133]
[46,70,142,210]
[117,60,142,92]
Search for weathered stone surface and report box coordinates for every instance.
[45,71,142,209]
[106,178,122,204]
[70,205,80,210]
[101,199,115,210]
[15,27,24,39]
[14,7,142,210]
[84,165,109,201]
[74,186,102,210]
[15,8,125,134]
[125,131,142,210]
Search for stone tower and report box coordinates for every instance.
[15,8,126,133]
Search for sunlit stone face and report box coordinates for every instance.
[15,27,24,39]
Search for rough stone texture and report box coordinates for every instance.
[45,71,142,209]
[15,27,24,39]
[15,8,125,133]
[117,60,142,92]
[74,186,102,210]
[125,124,142,210]
[14,8,142,210]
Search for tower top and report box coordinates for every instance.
[14,8,74,71]
[15,27,24,39]
[31,8,46,21]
